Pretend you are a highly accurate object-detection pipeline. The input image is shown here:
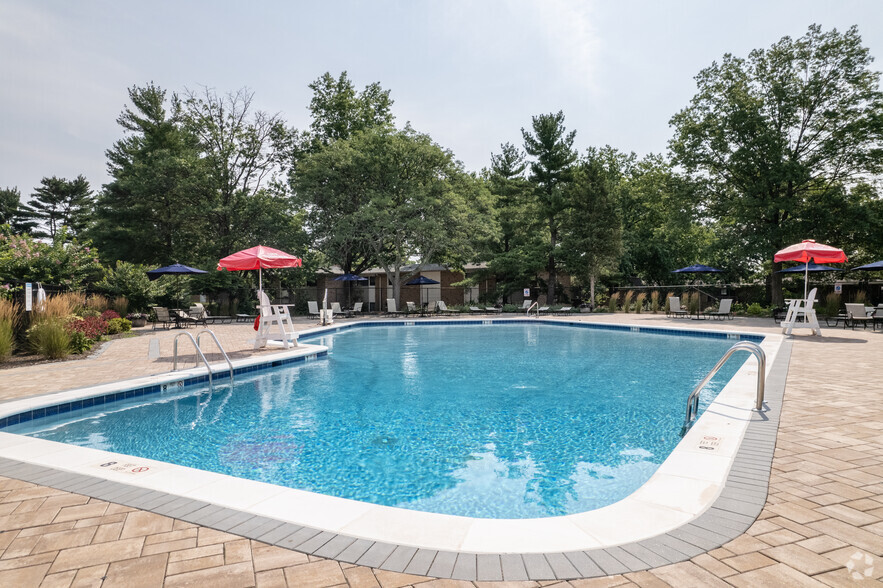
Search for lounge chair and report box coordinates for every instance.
[665,296,689,318]
[386,298,406,316]
[406,301,419,315]
[469,306,483,314]
[352,302,363,314]
[516,300,533,313]
[554,306,573,315]
[307,301,320,319]
[704,298,734,321]
[188,304,208,326]
[537,306,551,314]
[331,302,343,316]
[151,307,175,330]
[435,301,460,315]
[485,306,502,314]
[845,303,874,330]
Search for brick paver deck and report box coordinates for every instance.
[0,314,881,586]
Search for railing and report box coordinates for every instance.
[527,301,539,318]
[681,341,766,435]
[172,332,215,390]
[196,329,234,389]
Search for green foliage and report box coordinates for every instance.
[24,175,93,239]
[853,290,867,304]
[67,330,93,354]
[670,24,883,304]
[522,111,578,302]
[502,304,518,313]
[96,261,167,311]
[28,319,71,359]
[824,292,841,317]
[745,303,768,317]
[106,317,132,334]
[0,227,104,289]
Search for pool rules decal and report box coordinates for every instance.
[94,461,153,474]
[698,436,720,451]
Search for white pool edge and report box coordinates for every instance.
[0,323,784,554]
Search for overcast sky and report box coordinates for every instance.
[1,0,881,200]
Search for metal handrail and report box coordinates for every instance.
[173,332,215,389]
[681,341,766,435]
[196,329,235,389]
[527,301,539,318]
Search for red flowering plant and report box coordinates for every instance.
[66,315,108,341]
[100,310,120,321]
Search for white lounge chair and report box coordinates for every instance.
[469,306,483,314]
[352,302,363,314]
[435,301,459,315]
[666,296,689,318]
[331,302,343,316]
[386,298,405,316]
[554,306,573,315]
[704,298,734,320]
[782,287,821,336]
[485,306,502,314]
[517,300,532,313]
[255,291,298,349]
[406,301,419,314]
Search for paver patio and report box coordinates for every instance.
[0,314,881,586]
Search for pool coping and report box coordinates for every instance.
[0,319,790,581]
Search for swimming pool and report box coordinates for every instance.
[6,322,754,519]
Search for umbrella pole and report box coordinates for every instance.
[804,265,808,301]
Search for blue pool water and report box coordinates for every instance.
[12,323,748,518]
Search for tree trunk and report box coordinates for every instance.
[547,222,558,302]
[771,261,784,307]
[589,274,596,310]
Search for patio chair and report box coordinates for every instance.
[665,297,689,318]
[352,302,363,314]
[255,291,298,349]
[703,298,734,321]
[845,303,874,331]
[554,306,573,315]
[307,301,320,319]
[406,301,419,315]
[331,302,343,316]
[516,300,533,313]
[435,301,460,315]
[537,306,551,315]
[485,306,502,314]
[188,303,208,326]
[386,298,406,316]
[469,306,483,314]
[782,288,821,336]
[151,307,175,330]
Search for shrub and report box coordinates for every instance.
[111,296,129,317]
[502,304,518,313]
[686,292,701,314]
[37,293,78,323]
[86,295,109,313]
[66,316,108,340]
[824,292,841,317]
[622,290,635,313]
[68,330,93,354]
[106,317,132,335]
[853,290,867,304]
[746,303,768,317]
[635,292,646,314]
[101,309,121,321]
[607,292,618,313]
[0,298,19,361]
[650,291,660,314]
[28,319,71,359]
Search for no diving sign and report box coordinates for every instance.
[698,436,721,451]
[95,461,153,475]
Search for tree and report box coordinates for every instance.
[0,187,37,234]
[25,175,93,239]
[304,71,394,149]
[91,83,210,264]
[482,143,546,302]
[522,111,577,302]
[181,87,288,258]
[560,150,622,306]
[669,24,883,305]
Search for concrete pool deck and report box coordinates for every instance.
[0,314,881,586]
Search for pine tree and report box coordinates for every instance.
[25,176,93,238]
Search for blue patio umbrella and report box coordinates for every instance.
[406,275,440,307]
[852,260,883,271]
[146,263,208,307]
[332,273,368,281]
[776,263,841,273]
[671,264,723,274]
[146,263,209,281]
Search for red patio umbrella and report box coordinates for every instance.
[217,245,303,295]
[774,240,847,300]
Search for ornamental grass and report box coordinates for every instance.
[0,298,20,361]
[622,290,635,313]
[650,290,660,314]
[635,292,647,314]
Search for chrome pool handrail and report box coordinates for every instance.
[196,329,234,389]
[527,301,539,318]
[172,331,214,390]
[681,341,766,435]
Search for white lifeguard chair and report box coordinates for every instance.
[781,287,822,336]
[255,291,298,349]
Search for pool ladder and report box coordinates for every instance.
[527,301,539,318]
[172,329,234,390]
[681,341,765,436]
